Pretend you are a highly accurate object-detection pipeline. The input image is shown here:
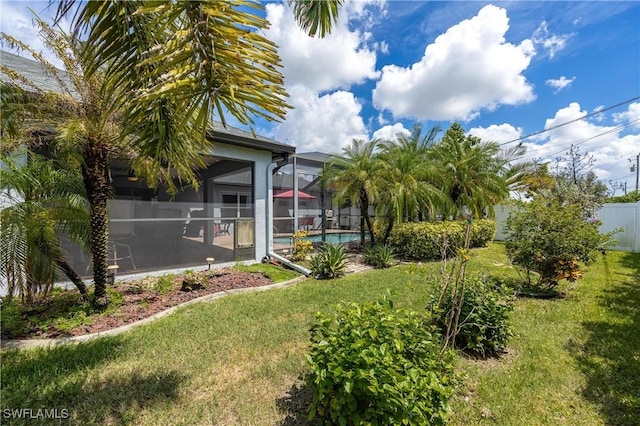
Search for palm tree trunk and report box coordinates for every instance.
[82,143,111,309]
[56,258,89,301]
[382,218,394,244]
[359,189,376,246]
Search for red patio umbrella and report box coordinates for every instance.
[274,189,316,199]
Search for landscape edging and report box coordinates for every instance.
[0,275,308,350]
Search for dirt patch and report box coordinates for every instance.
[4,270,278,340]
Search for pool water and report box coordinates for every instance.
[273,232,362,245]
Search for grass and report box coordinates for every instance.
[1,264,297,339]
[1,244,638,425]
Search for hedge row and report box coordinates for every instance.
[388,219,497,260]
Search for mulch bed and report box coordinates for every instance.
[4,270,278,340]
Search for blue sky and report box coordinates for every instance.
[1,1,639,191]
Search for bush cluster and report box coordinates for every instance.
[292,230,314,261]
[362,244,396,269]
[431,276,514,358]
[306,297,457,425]
[504,200,615,287]
[388,220,496,260]
[309,243,349,279]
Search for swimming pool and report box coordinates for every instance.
[273,232,363,245]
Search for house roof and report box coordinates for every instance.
[1,51,295,157]
[293,151,332,163]
[1,51,73,94]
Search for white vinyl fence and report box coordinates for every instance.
[494,202,640,253]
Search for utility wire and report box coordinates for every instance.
[499,96,640,146]
[526,119,640,163]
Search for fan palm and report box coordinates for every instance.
[0,151,90,302]
[323,139,383,245]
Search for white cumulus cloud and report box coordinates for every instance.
[522,102,640,181]
[264,2,380,92]
[613,102,640,129]
[372,4,536,122]
[274,85,368,153]
[372,123,411,141]
[546,76,576,93]
[469,123,523,144]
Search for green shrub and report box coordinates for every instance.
[469,219,497,248]
[388,221,466,260]
[504,199,616,287]
[306,297,458,425]
[310,243,348,279]
[431,276,514,358]
[362,244,396,269]
[154,274,175,295]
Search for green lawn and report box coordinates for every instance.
[1,244,638,425]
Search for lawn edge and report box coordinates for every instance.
[0,275,309,350]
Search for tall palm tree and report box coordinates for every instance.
[377,124,445,240]
[0,151,90,302]
[323,139,383,246]
[433,123,510,219]
[3,1,342,308]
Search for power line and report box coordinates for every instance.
[608,173,635,181]
[499,96,640,146]
[526,119,640,163]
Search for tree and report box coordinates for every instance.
[432,123,510,219]
[504,198,615,288]
[323,139,382,246]
[546,145,608,218]
[0,151,90,302]
[2,1,341,308]
[377,124,445,241]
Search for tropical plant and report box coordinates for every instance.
[504,198,616,287]
[377,124,445,241]
[323,138,383,245]
[0,151,90,302]
[362,244,396,269]
[432,123,511,219]
[2,1,341,308]
[306,296,458,425]
[309,243,348,279]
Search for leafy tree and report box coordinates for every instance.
[323,139,382,245]
[0,151,90,302]
[504,198,615,288]
[541,145,609,218]
[432,123,510,219]
[3,1,341,308]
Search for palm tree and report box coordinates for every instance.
[323,139,383,246]
[0,151,90,303]
[433,123,510,219]
[377,124,445,241]
[3,1,342,308]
